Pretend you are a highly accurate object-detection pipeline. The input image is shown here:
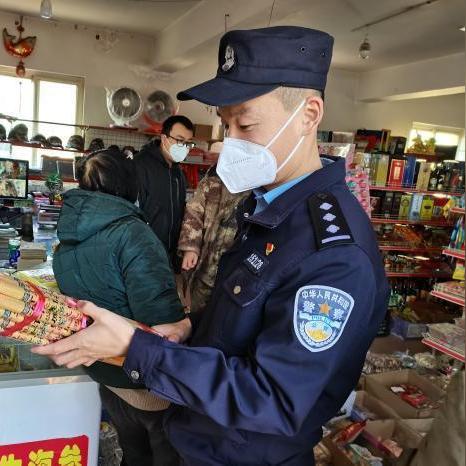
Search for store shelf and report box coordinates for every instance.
[403,152,453,162]
[1,140,88,155]
[431,290,465,306]
[379,245,442,253]
[369,184,464,197]
[0,114,157,137]
[450,207,465,215]
[371,215,453,227]
[386,271,451,278]
[443,248,465,260]
[422,336,465,363]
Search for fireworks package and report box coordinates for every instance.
[0,273,158,366]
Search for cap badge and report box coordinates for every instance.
[222,45,235,72]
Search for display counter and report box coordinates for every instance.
[0,337,100,466]
[0,259,101,466]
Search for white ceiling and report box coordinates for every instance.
[277,0,465,70]
[0,0,201,36]
[0,0,463,71]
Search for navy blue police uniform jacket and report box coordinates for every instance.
[124,157,389,466]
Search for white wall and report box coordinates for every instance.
[0,12,160,126]
[355,93,465,138]
[356,53,465,102]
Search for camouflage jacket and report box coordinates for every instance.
[178,167,250,304]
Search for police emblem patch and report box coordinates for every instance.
[293,285,354,352]
[222,45,235,72]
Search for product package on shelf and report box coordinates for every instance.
[401,156,417,187]
[449,216,465,251]
[318,142,355,169]
[0,273,157,364]
[433,281,465,298]
[389,297,458,340]
[427,323,465,348]
[346,167,371,217]
[388,159,405,187]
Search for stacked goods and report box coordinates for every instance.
[0,274,87,345]
[346,167,371,217]
[0,228,17,261]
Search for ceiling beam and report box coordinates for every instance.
[150,0,296,72]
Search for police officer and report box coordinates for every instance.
[34,26,389,466]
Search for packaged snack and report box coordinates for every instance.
[390,384,438,410]
[333,420,366,447]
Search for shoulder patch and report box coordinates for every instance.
[293,285,354,352]
[308,192,354,250]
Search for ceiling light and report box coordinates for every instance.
[359,34,371,60]
[40,0,52,19]
[460,26,465,31]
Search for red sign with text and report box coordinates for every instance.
[0,435,88,466]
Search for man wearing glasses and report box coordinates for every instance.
[134,115,195,271]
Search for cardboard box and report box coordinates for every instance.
[400,418,434,442]
[416,162,432,190]
[408,194,424,221]
[388,159,405,187]
[398,194,413,218]
[194,124,213,141]
[352,391,400,421]
[322,436,354,466]
[402,156,417,187]
[420,196,434,220]
[375,154,390,186]
[363,419,422,465]
[365,370,445,419]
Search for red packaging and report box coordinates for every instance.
[388,159,406,187]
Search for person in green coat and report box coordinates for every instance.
[53,148,184,466]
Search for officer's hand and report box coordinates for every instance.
[182,251,199,271]
[31,301,135,368]
[152,317,192,344]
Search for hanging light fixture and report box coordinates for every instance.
[359,33,371,60]
[40,0,53,19]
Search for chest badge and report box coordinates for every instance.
[265,242,275,256]
[243,250,268,275]
[293,285,354,352]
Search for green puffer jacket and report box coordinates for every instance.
[53,189,185,388]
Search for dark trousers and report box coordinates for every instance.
[99,385,180,466]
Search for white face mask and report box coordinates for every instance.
[163,138,190,163]
[217,100,306,194]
